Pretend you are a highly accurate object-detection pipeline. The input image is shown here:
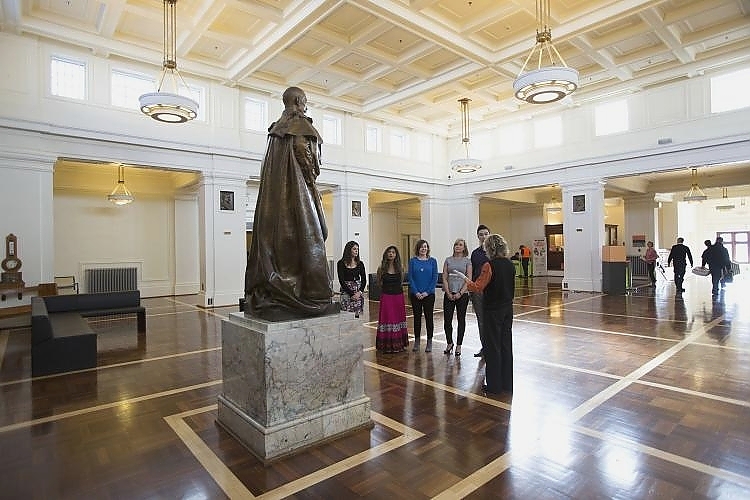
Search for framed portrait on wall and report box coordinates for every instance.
[351,200,362,218]
[220,191,234,211]
[572,194,586,213]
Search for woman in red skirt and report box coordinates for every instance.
[376,245,409,353]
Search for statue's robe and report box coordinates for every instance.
[244,111,338,321]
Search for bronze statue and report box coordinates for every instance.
[244,87,339,321]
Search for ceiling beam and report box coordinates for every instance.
[228,0,344,83]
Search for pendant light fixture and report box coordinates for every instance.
[450,98,482,174]
[715,187,735,211]
[513,0,579,104]
[683,167,707,202]
[545,195,562,213]
[107,165,134,205]
[139,0,198,123]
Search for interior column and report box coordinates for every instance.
[560,180,606,292]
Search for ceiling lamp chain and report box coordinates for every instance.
[450,98,482,174]
[513,0,579,104]
[683,167,708,202]
[107,165,134,205]
[139,0,198,123]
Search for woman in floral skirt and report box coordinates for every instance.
[337,241,366,318]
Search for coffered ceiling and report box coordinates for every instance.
[5,0,750,203]
[2,0,749,135]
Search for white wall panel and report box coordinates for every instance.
[53,191,173,297]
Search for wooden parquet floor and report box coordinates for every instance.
[1,275,749,499]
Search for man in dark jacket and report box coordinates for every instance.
[667,237,693,293]
[704,236,732,296]
[470,225,490,357]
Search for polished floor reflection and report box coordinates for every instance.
[1,274,749,498]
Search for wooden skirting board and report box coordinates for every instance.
[0,304,31,318]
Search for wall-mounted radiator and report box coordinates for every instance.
[85,267,138,293]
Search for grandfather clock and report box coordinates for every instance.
[1,234,25,300]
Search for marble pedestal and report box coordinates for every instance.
[218,311,372,463]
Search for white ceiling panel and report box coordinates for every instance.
[1,0,747,139]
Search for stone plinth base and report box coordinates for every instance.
[217,311,371,463]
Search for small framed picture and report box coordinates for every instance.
[351,200,362,218]
[572,194,586,213]
[220,190,234,211]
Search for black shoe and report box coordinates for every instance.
[474,350,483,357]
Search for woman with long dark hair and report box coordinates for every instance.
[337,241,366,318]
[375,246,409,353]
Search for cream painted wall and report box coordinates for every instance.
[510,205,546,253]
[679,197,750,257]
[0,164,54,307]
[604,202,625,245]
[370,207,399,270]
[479,202,509,236]
[624,196,657,257]
[479,201,548,257]
[174,197,201,296]
[53,190,180,297]
[659,202,680,252]
[398,217,421,259]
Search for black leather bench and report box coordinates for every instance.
[31,291,146,376]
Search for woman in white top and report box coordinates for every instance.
[442,238,472,356]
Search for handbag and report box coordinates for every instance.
[722,270,733,283]
[691,266,710,277]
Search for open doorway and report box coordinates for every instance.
[368,190,421,266]
[401,234,421,262]
[545,224,564,272]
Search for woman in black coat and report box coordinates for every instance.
[453,234,515,394]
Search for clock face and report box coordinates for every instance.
[3,234,21,272]
[2,257,21,271]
